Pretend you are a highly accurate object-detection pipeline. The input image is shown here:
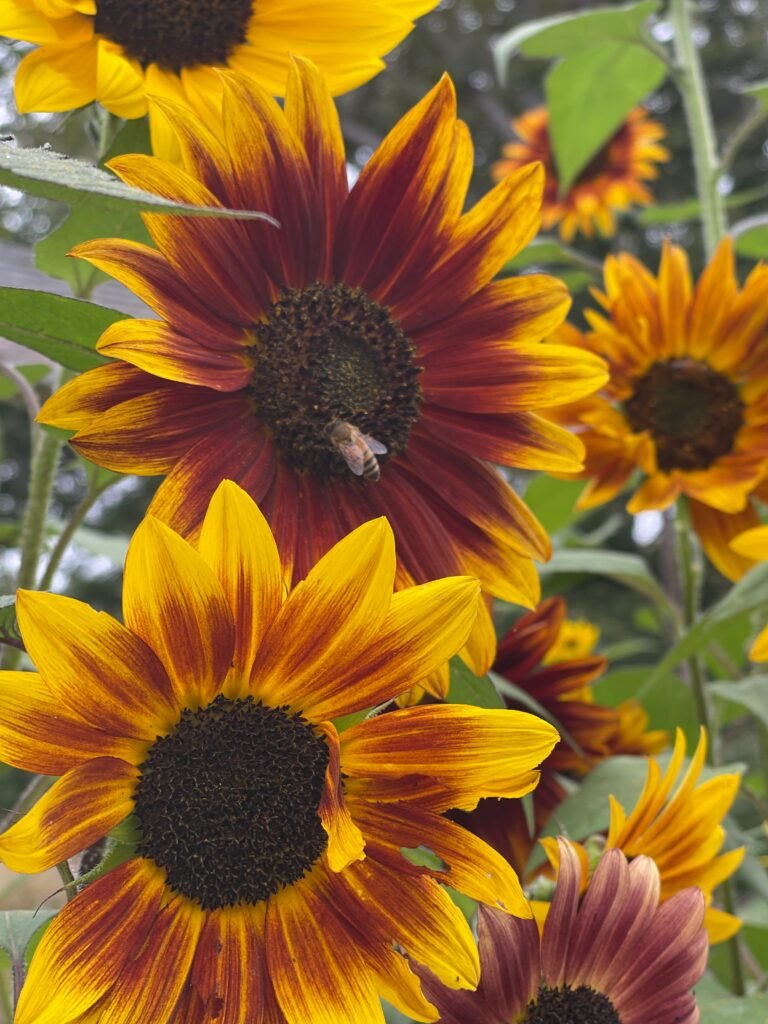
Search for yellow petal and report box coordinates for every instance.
[15,41,97,112]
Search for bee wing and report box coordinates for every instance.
[339,442,366,475]
[361,433,387,455]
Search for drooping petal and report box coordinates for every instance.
[122,516,235,708]
[317,722,366,872]
[249,518,395,710]
[16,589,176,738]
[0,757,137,872]
[197,480,284,687]
[95,38,145,118]
[350,799,529,916]
[37,362,158,432]
[334,855,480,989]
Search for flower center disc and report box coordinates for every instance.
[523,984,621,1024]
[624,358,743,472]
[94,0,253,72]
[247,281,422,479]
[133,696,329,910]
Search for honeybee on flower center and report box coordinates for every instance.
[328,420,387,481]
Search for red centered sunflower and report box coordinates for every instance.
[38,59,608,672]
[0,481,560,1024]
[455,598,666,875]
[492,106,669,243]
[549,239,768,581]
[419,839,708,1024]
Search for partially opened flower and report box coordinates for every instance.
[730,524,768,659]
[454,598,665,875]
[39,59,608,673]
[550,239,768,580]
[0,481,560,1024]
[420,839,708,1024]
[492,106,669,242]
[548,728,744,944]
[2,0,439,157]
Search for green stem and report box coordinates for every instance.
[674,497,714,763]
[721,877,747,996]
[721,105,768,173]
[56,860,76,902]
[669,0,727,256]
[38,481,104,592]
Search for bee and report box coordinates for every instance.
[328,420,387,481]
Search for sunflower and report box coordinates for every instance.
[0,480,560,1024]
[38,60,608,674]
[419,839,708,1024]
[549,238,768,581]
[542,728,744,944]
[491,106,669,243]
[454,598,666,876]
[2,0,440,158]
[730,524,768,659]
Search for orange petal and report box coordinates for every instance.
[123,516,235,709]
[16,589,176,740]
[0,757,137,873]
[317,722,366,872]
[691,500,761,582]
[197,480,284,688]
[14,859,167,1024]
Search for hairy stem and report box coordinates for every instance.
[669,0,727,256]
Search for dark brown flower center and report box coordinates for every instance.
[624,358,743,472]
[523,984,621,1023]
[247,281,422,479]
[133,695,329,910]
[94,0,253,72]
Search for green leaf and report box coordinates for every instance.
[546,42,667,191]
[446,658,504,709]
[541,549,681,627]
[0,141,278,224]
[640,562,768,693]
[637,184,768,225]
[531,755,650,858]
[734,224,768,259]
[0,288,121,371]
[709,676,768,729]
[523,475,586,534]
[698,995,768,1024]
[493,0,661,83]
[740,80,768,110]
[0,910,57,963]
[0,364,50,399]
[35,118,153,295]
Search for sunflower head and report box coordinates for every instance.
[38,60,609,680]
[0,480,562,1023]
[492,106,669,242]
[419,839,708,1024]
[550,239,768,581]
[2,0,440,157]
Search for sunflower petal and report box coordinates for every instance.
[13,859,166,1024]
[16,589,176,738]
[197,480,284,687]
[267,874,383,1024]
[250,518,395,711]
[0,757,137,873]
[15,42,97,112]
[317,722,366,871]
[123,516,235,708]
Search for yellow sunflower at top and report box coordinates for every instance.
[1,0,439,156]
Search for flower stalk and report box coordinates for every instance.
[669,0,728,256]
